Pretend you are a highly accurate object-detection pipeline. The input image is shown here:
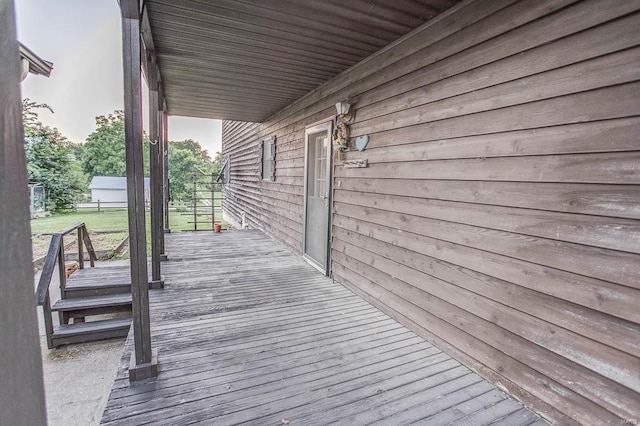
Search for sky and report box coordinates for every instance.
[15,0,222,156]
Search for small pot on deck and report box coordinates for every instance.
[214,223,222,233]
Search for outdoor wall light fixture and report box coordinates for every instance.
[333,100,353,159]
[335,100,353,122]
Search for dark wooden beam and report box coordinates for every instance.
[141,0,171,236]
[163,110,171,233]
[157,84,167,259]
[140,0,156,52]
[0,1,47,423]
[158,107,166,256]
[120,0,157,381]
[147,51,164,287]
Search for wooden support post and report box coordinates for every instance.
[158,105,164,261]
[147,52,164,289]
[58,242,68,322]
[82,225,96,267]
[58,240,67,300]
[193,175,198,230]
[163,111,171,234]
[120,0,158,382]
[211,173,216,230]
[42,292,55,349]
[77,227,84,270]
[158,90,167,261]
[0,1,47,422]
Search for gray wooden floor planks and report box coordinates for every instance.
[101,230,546,425]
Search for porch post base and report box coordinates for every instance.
[149,277,164,290]
[129,348,159,382]
[160,253,168,261]
[163,228,172,234]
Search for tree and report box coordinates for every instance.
[171,139,211,162]
[211,151,222,177]
[22,99,87,211]
[22,98,52,127]
[168,139,214,202]
[83,110,150,177]
[83,113,213,203]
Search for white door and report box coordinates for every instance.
[303,121,332,274]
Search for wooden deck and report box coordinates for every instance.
[101,230,546,425]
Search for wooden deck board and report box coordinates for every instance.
[101,230,546,425]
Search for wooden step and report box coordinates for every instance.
[64,265,133,298]
[51,318,131,348]
[52,294,132,312]
[52,294,132,323]
[64,282,131,299]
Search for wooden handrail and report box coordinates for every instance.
[35,222,97,305]
[57,222,87,236]
[36,234,62,305]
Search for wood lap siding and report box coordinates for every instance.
[223,122,304,252]
[222,0,640,423]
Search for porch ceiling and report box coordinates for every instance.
[144,0,460,122]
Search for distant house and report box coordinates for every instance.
[19,42,53,81]
[89,176,150,203]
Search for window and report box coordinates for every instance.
[261,136,276,181]
[307,132,328,197]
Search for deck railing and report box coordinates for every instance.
[180,168,225,231]
[35,222,97,348]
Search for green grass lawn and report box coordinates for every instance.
[30,208,224,234]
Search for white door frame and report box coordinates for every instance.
[302,118,334,275]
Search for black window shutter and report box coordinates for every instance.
[259,139,264,180]
[268,137,276,181]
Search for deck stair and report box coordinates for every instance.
[36,223,133,349]
[63,266,132,298]
[52,318,132,347]
[52,294,132,324]
[64,282,131,299]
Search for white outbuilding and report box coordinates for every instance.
[89,176,150,204]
